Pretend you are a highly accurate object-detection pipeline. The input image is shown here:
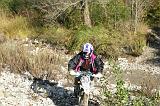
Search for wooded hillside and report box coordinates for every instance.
[0,0,160,58]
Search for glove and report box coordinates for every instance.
[69,70,80,76]
[69,70,76,75]
[93,73,103,78]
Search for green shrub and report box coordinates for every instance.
[0,0,27,14]
[68,26,121,57]
[58,8,84,29]
[101,63,129,105]
[90,3,106,26]
[68,26,146,58]
[90,0,130,27]
[145,1,160,26]
[30,26,73,48]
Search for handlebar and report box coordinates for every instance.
[71,71,102,78]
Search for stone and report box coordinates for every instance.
[0,90,4,97]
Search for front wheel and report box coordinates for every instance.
[79,92,89,106]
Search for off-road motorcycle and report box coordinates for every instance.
[74,71,100,106]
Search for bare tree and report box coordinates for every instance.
[29,0,93,27]
[129,0,153,35]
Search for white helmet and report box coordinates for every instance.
[82,43,94,59]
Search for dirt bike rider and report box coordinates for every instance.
[68,43,104,96]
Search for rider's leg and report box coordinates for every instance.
[90,76,95,88]
[74,77,80,97]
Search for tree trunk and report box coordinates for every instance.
[114,0,117,29]
[134,0,138,35]
[83,0,92,28]
[131,0,134,32]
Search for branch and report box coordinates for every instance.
[53,0,82,19]
[32,0,82,22]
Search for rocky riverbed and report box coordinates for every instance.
[0,39,160,106]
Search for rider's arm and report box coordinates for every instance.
[94,56,104,74]
[68,53,81,71]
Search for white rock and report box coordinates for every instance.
[0,90,4,97]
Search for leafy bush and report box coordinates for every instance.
[57,8,84,29]
[0,0,27,14]
[30,26,73,48]
[101,63,129,105]
[68,26,121,57]
[145,0,160,26]
[90,0,130,27]
[68,26,146,58]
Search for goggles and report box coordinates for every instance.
[83,52,90,59]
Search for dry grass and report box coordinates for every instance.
[140,73,160,98]
[0,40,67,80]
[0,9,33,39]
